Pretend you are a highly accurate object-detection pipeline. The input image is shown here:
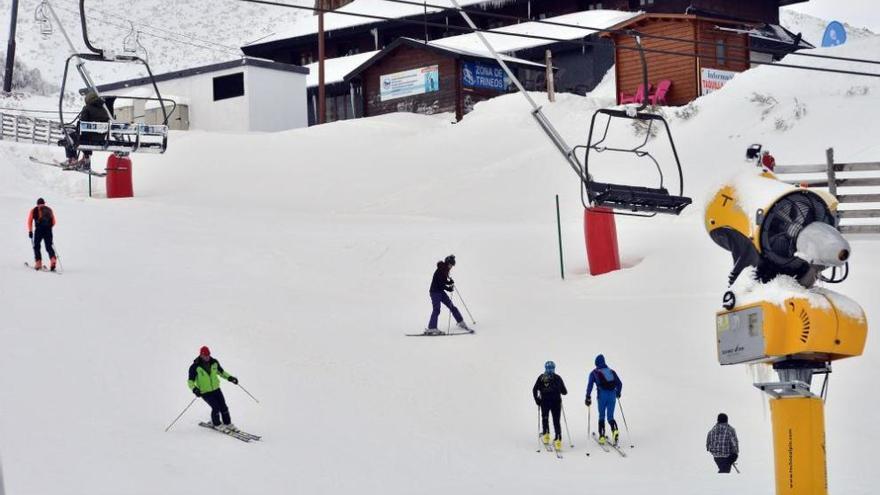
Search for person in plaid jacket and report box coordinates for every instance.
[706,413,739,473]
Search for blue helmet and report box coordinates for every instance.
[544,361,556,373]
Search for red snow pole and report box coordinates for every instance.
[105,153,133,198]
[583,207,620,275]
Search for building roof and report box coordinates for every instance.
[343,37,545,81]
[94,58,309,93]
[245,0,517,50]
[601,12,758,36]
[306,50,380,87]
[431,10,640,54]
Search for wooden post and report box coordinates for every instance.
[318,0,326,125]
[826,148,837,197]
[3,0,18,93]
[545,49,555,102]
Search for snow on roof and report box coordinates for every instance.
[306,51,380,87]
[430,10,640,54]
[420,38,547,67]
[252,0,516,45]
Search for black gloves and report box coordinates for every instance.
[228,376,239,385]
[192,388,202,397]
[448,278,454,285]
[585,397,591,407]
[28,231,33,239]
[616,392,621,399]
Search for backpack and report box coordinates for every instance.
[595,368,617,391]
[34,206,54,229]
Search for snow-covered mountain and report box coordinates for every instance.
[781,8,876,46]
[0,0,310,89]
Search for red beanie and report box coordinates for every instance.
[200,346,211,357]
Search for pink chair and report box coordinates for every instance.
[649,80,673,106]
[619,83,651,105]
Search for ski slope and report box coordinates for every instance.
[1,38,879,495]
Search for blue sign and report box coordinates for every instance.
[461,61,509,91]
[822,21,847,47]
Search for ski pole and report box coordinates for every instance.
[165,397,198,432]
[536,406,543,452]
[52,242,62,272]
[561,403,574,448]
[237,383,260,404]
[585,403,592,457]
[732,462,741,474]
[618,398,634,448]
[447,310,451,334]
[454,286,476,324]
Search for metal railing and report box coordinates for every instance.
[774,148,880,235]
[0,112,65,146]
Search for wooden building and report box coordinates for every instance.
[241,0,806,68]
[606,13,751,106]
[344,38,545,121]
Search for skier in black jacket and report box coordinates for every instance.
[425,254,469,334]
[63,90,112,170]
[532,361,568,451]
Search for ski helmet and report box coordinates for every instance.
[718,413,728,424]
[444,254,456,266]
[199,346,211,357]
[544,361,555,373]
[36,198,45,205]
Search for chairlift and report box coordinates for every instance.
[49,0,169,155]
[575,34,692,217]
[34,1,52,37]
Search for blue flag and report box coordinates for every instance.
[822,21,847,47]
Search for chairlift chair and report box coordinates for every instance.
[52,0,170,156]
[575,34,692,217]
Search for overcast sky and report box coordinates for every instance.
[787,0,880,32]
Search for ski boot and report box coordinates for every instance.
[554,439,562,451]
[456,321,471,332]
[224,423,238,432]
[34,260,42,271]
[598,435,607,445]
[542,433,550,446]
[62,158,78,170]
[50,257,57,272]
[609,420,619,446]
[424,328,441,336]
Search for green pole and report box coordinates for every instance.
[556,194,564,280]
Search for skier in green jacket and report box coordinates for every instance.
[187,346,239,430]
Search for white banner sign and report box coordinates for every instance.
[379,65,439,102]
[701,68,737,96]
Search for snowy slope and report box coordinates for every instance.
[0,34,879,495]
[781,8,877,46]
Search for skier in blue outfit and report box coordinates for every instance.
[585,354,623,445]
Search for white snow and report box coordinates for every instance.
[1,9,880,495]
[305,50,379,87]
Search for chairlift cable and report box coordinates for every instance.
[378,0,880,66]
[238,0,880,78]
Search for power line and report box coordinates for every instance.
[380,0,880,66]
[51,3,242,58]
[239,0,880,78]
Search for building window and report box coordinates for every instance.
[716,39,727,65]
[588,2,603,9]
[640,0,654,5]
[213,72,244,101]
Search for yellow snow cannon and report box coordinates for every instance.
[706,167,868,495]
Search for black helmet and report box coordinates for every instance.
[444,254,456,266]
[36,198,45,205]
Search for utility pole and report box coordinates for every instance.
[318,0,326,124]
[3,0,20,93]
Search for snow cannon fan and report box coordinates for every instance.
[704,162,868,495]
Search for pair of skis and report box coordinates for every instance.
[405,328,475,337]
[591,432,627,457]
[29,156,107,177]
[24,262,61,274]
[198,422,262,443]
[536,436,564,459]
